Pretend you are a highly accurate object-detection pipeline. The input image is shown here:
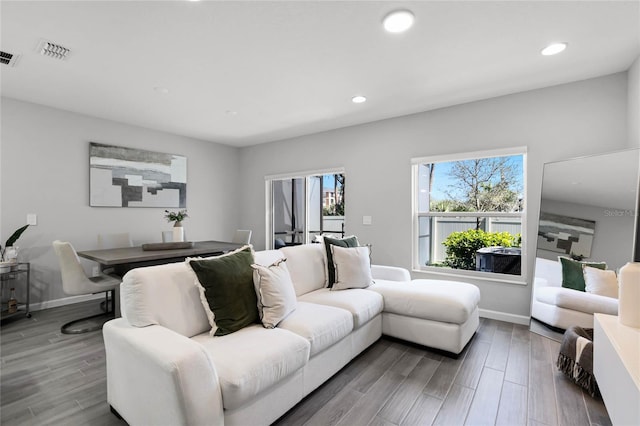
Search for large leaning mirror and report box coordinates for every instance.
[530,148,640,339]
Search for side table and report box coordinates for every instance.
[0,262,31,320]
[594,313,640,425]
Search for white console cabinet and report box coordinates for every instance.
[594,314,640,426]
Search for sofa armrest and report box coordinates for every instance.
[103,319,223,426]
[534,277,550,289]
[372,265,411,282]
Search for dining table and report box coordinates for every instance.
[77,240,244,318]
[77,240,244,277]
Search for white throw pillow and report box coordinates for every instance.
[330,245,373,290]
[321,234,360,287]
[583,265,619,299]
[251,258,297,328]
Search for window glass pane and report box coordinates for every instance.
[320,174,345,240]
[427,216,521,272]
[418,216,432,267]
[415,152,525,277]
[308,176,322,241]
[272,178,305,246]
[269,172,344,249]
[419,155,524,213]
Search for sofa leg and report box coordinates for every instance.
[110,405,124,420]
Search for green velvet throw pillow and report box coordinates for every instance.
[559,256,607,292]
[189,246,258,336]
[323,235,359,287]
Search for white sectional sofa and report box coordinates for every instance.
[531,257,618,330]
[103,244,480,426]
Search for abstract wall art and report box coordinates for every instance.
[537,212,595,258]
[89,142,187,208]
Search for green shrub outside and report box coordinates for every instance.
[442,229,521,270]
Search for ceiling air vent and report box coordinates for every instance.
[37,40,70,60]
[0,50,20,67]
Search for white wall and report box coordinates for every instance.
[1,98,242,307]
[629,56,640,148]
[239,73,629,320]
[538,199,635,271]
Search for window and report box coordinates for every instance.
[412,148,526,281]
[266,170,345,249]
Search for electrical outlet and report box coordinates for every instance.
[27,214,37,225]
[92,266,100,277]
[363,215,372,225]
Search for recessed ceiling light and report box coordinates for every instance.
[153,87,169,95]
[352,95,367,104]
[541,42,568,56]
[383,10,415,33]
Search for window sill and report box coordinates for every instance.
[412,266,528,286]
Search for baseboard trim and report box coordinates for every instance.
[29,293,104,312]
[480,309,530,325]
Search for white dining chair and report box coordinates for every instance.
[53,240,120,334]
[232,229,252,244]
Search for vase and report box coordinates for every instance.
[172,221,184,243]
[5,246,18,263]
[618,261,640,328]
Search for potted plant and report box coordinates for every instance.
[0,225,29,272]
[165,210,188,242]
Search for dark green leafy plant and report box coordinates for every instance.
[164,210,188,223]
[0,225,29,261]
[569,252,585,261]
[441,229,520,270]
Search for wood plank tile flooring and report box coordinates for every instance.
[1,301,611,426]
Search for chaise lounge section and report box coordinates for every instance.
[103,243,480,425]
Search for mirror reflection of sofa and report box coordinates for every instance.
[531,257,618,330]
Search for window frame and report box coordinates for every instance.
[265,167,345,250]
[411,147,528,285]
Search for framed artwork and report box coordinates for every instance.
[537,212,595,257]
[89,142,187,208]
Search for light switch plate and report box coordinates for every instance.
[27,214,37,225]
[363,215,372,225]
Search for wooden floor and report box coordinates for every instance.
[1,301,611,426]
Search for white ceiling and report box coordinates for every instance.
[1,1,639,147]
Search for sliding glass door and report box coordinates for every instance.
[268,171,344,249]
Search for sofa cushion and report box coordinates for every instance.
[120,261,210,338]
[583,266,618,299]
[559,256,606,292]
[189,246,258,336]
[298,288,383,329]
[251,259,297,328]
[369,279,480,325]
[278,301,353,356]
[192,325,310,410]
[535,286,618,315]
[280,244,326,296]
[331,245,373,290]
[322,235,359,287]
[254,249,286,267]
